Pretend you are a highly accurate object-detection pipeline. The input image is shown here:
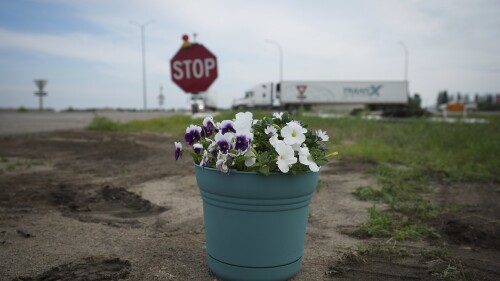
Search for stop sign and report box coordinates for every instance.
[170,43,218,93]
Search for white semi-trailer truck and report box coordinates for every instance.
[233,81,409,111]
[190,91,218,112]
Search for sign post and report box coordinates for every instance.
[34,80,48,111]
[170,35,218,113]
[158,85,165,110]
[297,85,307,110]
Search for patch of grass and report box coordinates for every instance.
[353,164,440,241]
[2,158,45,171]
[353,244,452,259]
[87,114,199,135]
[87,115,121,132]
[394,225,440,241]
[420,247,453,259]
[354,206,439,241]
[352,162,441,240]
[300,116,500,182]
[355,207,394,238]
[352,186,383,201]
[431,263,463,280]
[327,244,454,277]
[6,160,22,171]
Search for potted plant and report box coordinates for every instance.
[175,112,335,281]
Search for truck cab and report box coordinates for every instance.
[232,82,279,109]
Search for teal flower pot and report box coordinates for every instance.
[194,165,319,281]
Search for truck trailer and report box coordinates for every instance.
[232,81,409,111]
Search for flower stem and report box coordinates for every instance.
[250,146,259,157]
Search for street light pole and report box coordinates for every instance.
[130,20,155,110]
[265,39,283,106]
[399,41,409,97]
[264,39,283,83]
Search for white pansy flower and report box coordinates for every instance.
[281,121,307,146]
[273,112,283,120]
[275,141,297,173]
[234,112,253,132]
[269,134,279,147]
[264,125,277,136]
[299,146,319,172]
[315,129,329,142]
[244,148,256,167]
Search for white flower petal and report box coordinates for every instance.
[244,149,256,167]
[234,112,253,132]
[275,142,297,173]
[174,142,182,149]
[309,161,319,172]
[269,135,280,147]
[277,159,290,173]
[264,125,277,136]
[203,116,214,127]
[281,122,306,146]
[316,129,329,142]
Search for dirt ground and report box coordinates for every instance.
[0,130,499,280]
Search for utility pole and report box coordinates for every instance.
[265,39,283,106]
[158,85,165,110]
[399,41,409,97]
[130,20,155,110]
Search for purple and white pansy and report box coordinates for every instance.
[234,132,251,151]
[215,132,234,154]
[202,116,216,137]
[193,143,203,154]
[219,120,236,135]
[174,111,335,174]
[184,125,202,145]
[174,142,182,160]
[200,150,209,167]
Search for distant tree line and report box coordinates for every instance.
[437,90,500,111]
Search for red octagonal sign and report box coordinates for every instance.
[170,43,218,93]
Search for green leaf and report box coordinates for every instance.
[259,165,271,176]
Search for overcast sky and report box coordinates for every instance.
[0,0,499,110]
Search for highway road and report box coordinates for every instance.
[0,111,176,135]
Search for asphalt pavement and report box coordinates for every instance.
[0,111,176,135]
